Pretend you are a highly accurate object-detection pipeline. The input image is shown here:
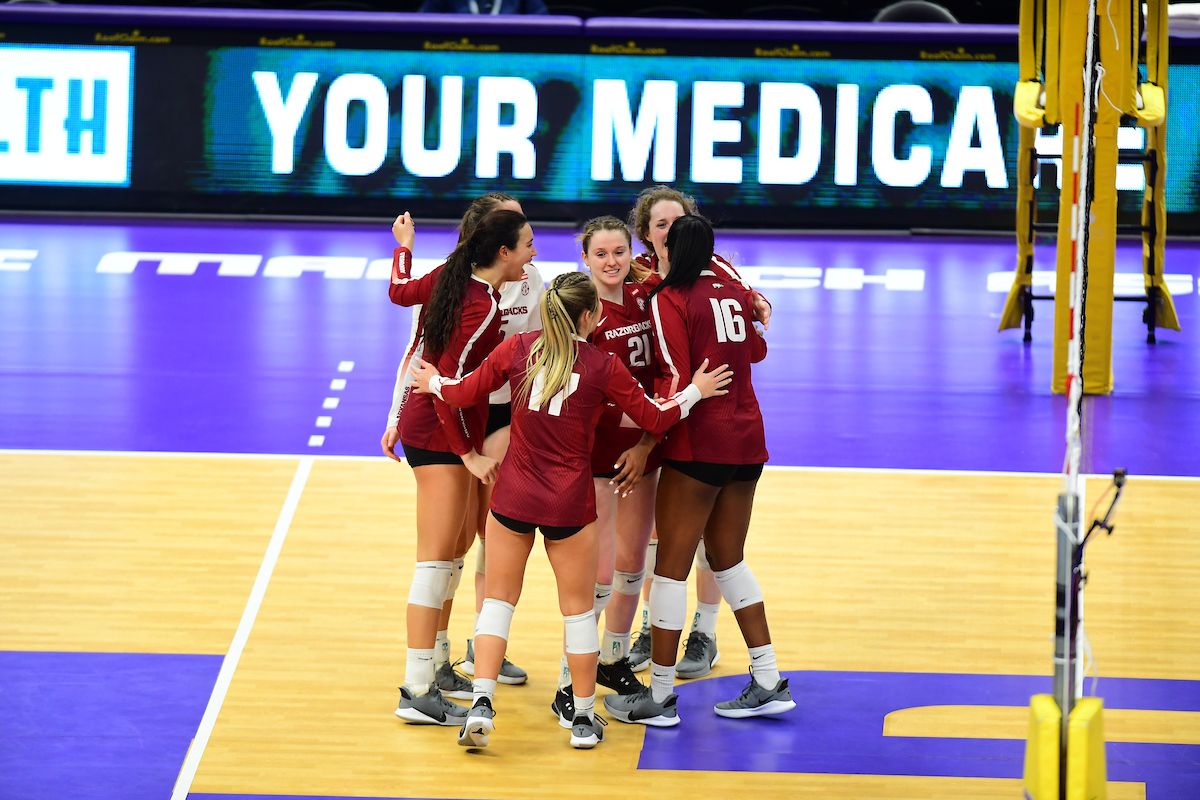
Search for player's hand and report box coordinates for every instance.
[462,450,499,485]
[381,427,401,462]
[691,358,733,399]
[752,293,772,330]
[409,358,437,394]
[392,211,415,250]
[610,438,654,496]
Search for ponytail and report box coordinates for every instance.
[518,271,597,410]
[425,209,527,357]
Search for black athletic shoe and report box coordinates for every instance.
[597,657,645,696]
[550,684,575,729]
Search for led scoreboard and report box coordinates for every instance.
[1,7,1198,231]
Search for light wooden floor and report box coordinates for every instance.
[3,452,1198,799]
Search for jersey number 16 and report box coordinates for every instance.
[709,298,747,343]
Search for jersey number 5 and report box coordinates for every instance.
[709,298,746,343]
[527,372,581,416]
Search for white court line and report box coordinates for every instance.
[169,456,314,800]
[2,447,1198,482]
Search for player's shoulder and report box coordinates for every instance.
[521,261,545,286]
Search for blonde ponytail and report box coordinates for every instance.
[518,271,597,411]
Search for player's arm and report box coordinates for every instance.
[603,356,730,438]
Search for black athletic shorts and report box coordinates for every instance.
[663,460,764,488]
[485,402,512,437]
[401,442,463,468]
[491,510,585,540]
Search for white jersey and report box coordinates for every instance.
[489,261,544,403]
[386,261,543,426]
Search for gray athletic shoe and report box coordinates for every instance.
[394,684,468,726]
[677,631,720,679]
[627,626,652,673]
[550,685,575,729]
[714,674,796,719]
[435,660,473,700]
[569,713,607,749]
[462,639,529,685]
[457,697,496,748]
[603,685,680,727]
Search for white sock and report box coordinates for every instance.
[639,607,650,633]
[404,647,435,694]
[573,692,595,721]
[600,629,629,664]
[650,661,675,703]
[434,630,450,667]
[748,643,780,689]
[473,677,497,706]
[557,654,572,690]
[693,602,719,636]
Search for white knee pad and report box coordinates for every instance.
[613,569,645,596]
[695,540,712,572]
[648,574,688,631]
[408,560,453,610]
[445,557,465,600]
[475,538,486,575]
[644,539,658,577]
[714,561,764,611]
[592,582,613,617]
[475,598,515,642]
[563,610,599,655]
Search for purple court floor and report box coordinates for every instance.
[1,216,1198,476]
[2,217,1199,800]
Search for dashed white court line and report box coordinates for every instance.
[170,456,314,800]
[310,363,353,447]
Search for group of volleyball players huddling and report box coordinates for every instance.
[384,186,794,751]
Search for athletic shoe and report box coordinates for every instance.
[435,660,473,700]
[713,674,797,719]
[569,713,607,749]
[462,639,529,685]
[676,631,720,679]
[457,697,496,748]
[603,685,680,727]
[596,657,644,696]
[394,684,468,726]
[550,685,575,729]
[628,626,652,672]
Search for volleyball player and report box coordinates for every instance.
[547,216,660,722]
[624,186,773,679]
[389,209,535,726]
[382,194,539,695]
[605,215,794,727]
[409,271,732,749]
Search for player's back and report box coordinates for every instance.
[491,332,619,527]
[651,271,767,464]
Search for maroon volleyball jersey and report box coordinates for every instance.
[397,274,502,456]
[650,269,769,465]
[433,331,700,526]
[587,282,658,473]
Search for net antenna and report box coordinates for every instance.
[1053,0,1100,786]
